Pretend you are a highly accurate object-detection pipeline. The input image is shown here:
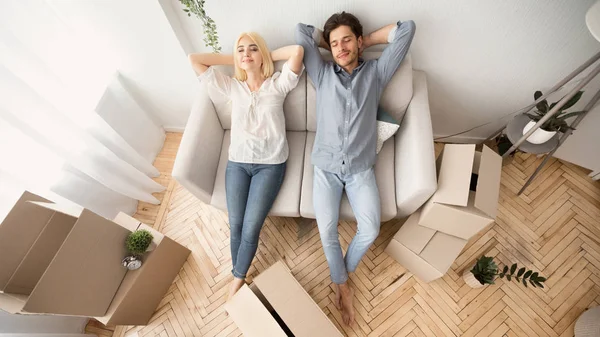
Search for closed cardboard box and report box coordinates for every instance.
[418,144,502,240]
[385,210,467,282]
[225,261,343,337]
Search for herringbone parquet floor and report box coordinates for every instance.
[86,132,600,337]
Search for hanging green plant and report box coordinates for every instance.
[179,0,221,53]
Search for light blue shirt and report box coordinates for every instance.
[295,20,416,175]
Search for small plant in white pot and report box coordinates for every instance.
[464,256,546,289]
[523,90,585,144]
[122,229,154,270]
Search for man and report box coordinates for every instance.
[295,12,415,326]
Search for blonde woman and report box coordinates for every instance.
[188,33,304,299]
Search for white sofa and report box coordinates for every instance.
[173,52,437,222]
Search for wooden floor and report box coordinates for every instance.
[86,132,600,337]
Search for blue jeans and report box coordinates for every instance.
[313,165,381,284]
[225,160,286,279]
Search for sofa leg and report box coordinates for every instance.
[296,218,315,240]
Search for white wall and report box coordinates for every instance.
[167,0,600,141]
[554,103,600,173]
[49,0,199,130]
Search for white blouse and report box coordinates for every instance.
[198,62,303,164]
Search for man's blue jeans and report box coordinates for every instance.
[313,165,381,284]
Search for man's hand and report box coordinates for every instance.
[359,35,372,57]
[318,30,331,51]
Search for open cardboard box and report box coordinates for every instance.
[385,209,467,282]
[418,144,502,240]
[0,191,190,325]
[225,261,343,337]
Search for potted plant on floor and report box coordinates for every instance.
[122,229,154,270]
[523,90,585,144]
[463,255,546,289]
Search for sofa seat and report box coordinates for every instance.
[299,132,398,221]
[210,131,307,217]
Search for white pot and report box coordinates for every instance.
[522,120,556,144]
[463,270,486,288]
[146,241,157,252]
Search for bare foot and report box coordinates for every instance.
[335,284,342,310]
[224,277,245,316]
[227,277,245,302]
[339,282,355,327]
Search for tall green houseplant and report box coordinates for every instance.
[179,0,221,53]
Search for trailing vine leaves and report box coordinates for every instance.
[179,0,221,53]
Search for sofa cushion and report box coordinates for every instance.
[307,53,413,132]
[300,132,397,221]
[376,120,399,154]
[210,61,306,131]
[211,131,306,217]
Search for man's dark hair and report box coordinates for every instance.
[323,11,363,46]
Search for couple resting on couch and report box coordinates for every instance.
[189,11,415,326]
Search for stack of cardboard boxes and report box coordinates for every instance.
[386,144,502,282]
[0,191,190,325]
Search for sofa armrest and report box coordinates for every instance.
[394,70,437,218]
[173,87,224,204]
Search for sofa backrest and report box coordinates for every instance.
[306,52,413,132]
[209,61,307,131]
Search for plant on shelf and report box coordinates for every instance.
[122,229,154,271]
[526,90,585,133]
[463,255,546,289]
[179,0,221,53]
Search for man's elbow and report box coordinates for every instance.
[402,20,416,34]
[295,23,309,43]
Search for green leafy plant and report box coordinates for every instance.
[125,229,154,256]
[526,90,585,133]
[179,0,221,53]
[470,256,546,288]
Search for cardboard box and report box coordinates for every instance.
[0,192,55,293]
[97,212,191,326]
[418,144,502,240]
[225,261,343,337]
[385,210,467,283]
[0,191,191,325]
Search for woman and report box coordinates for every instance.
[189,33,304,300]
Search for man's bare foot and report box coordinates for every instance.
[335,284,342,310]
[339,282,355,326]
[227,277,245,302]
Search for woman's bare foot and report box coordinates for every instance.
[335,284,342,310]
[227,277,246,302]
[339,282,355,326]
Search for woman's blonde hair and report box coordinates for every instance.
[233,32,274,81]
